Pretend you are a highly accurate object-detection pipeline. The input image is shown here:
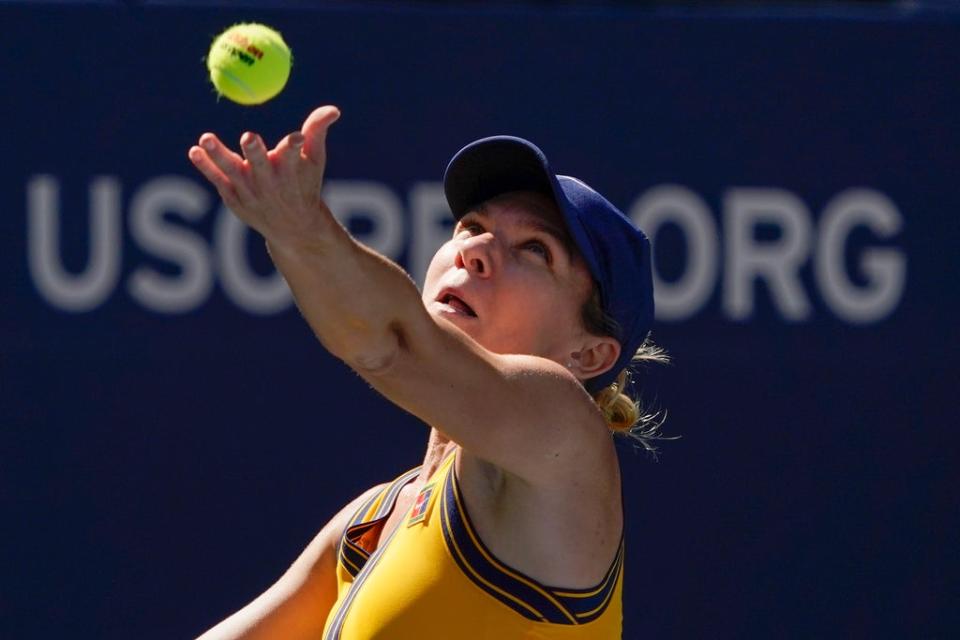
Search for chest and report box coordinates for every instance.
[332,463,624,638]
[370,459,495,552]
[373,487,419,550]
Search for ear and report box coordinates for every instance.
[568,336,621,381]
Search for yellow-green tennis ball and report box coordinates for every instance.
[207,23,292,105]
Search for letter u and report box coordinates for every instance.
[26,175,122,312]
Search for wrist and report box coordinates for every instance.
[264,204,349,263]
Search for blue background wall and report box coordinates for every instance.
[2,1,957,637]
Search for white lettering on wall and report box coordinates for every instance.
[127,177,214,314]
[409,182,452,287]
[723,188,814,321]
[27,175,122,312]
[214,206,292,315]
[631,185,719,321]
[24,176,907,324]
[325,181,404,260]
[814,189,906,324]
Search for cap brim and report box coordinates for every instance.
[444,136,558,219]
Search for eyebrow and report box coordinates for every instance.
[468,203,577,264]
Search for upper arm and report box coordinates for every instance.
[355,313,615,486]
[195,483,385,640]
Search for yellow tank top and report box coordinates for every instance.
[322,451,624,639]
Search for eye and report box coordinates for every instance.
[458,220,485,236]
[523,239,552,263]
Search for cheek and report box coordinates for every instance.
[530,277,591,334]
[503,279,583,332]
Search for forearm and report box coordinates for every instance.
[193,484,388,640]
[195,577,332,640]
[266,204,425,369]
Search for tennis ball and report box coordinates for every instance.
[207,23,292,105]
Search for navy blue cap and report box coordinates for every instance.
[443,135,655,394]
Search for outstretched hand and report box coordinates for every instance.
[188,105,341,252]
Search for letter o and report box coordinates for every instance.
[630,185,719,321]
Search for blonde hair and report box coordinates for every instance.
[580,290,674,455]
[593,341,673,454]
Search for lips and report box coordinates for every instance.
[438,290,477,317]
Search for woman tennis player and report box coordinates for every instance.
[189,105,667,640]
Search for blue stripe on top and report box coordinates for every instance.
[439,463,623,625]
[327,466,422,639]
[550,542,624,623]
[338,467,421,578]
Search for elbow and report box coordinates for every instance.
[349,348,399,376]
[343,321,406,377]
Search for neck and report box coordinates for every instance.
[418,429,457,483]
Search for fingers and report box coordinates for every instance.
[300,105,341,185]
[240,132,271,193]
[187,110,339,243]
[273,131,305,172]
[271,132,307,202]
[188,144,242,210]
[194,133,256,202]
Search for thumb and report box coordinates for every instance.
[301,105,341,169]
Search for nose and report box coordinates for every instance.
[456,232,497,277]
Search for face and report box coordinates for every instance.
[422,191,596,365]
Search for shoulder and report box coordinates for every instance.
[287,482,389,581]
[491,354,620,483]
[455,443,623,590]
[192,482,393,640]
[320,483,389,544]
[362,316,614,486]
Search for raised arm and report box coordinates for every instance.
[187,107,616,486]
